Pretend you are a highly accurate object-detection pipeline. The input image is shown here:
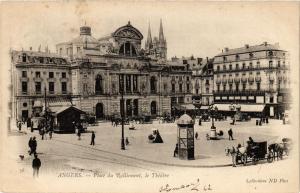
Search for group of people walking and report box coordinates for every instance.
[28,137,41,177]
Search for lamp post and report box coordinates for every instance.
[120,75,125,150]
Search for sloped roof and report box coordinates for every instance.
[216,43,283,56]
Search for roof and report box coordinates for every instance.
[216,43,284,57]
[13,50,64,58]
[177,114,194,125]
[49,106,85,115]
[71,35,99,44]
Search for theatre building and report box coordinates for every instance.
[212,42,290,118]
[11,21,193,121]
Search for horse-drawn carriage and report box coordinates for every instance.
[226,138,292,166]
[235,141,272,165]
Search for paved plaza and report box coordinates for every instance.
[6,118,296,175]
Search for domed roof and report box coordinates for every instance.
[177,114,194,125]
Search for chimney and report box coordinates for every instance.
[29,47,32,51]
[264,42,268,46]
[245,44,249,49]
[225,47,229,52]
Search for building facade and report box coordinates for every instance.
[11,21,193,121]
[213,42,290,117]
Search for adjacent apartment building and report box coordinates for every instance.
[212,42,290,117]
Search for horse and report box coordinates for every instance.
[268,143,284,161]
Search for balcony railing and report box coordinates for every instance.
[214,90,266,95]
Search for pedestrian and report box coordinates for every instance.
[90,131,95,145]
[49,130,53,139]
[231,146,237,167]
[31,137,37,155]
[18,121,22,132]
[195,132,199,140]
[173,143,178,157]
[228,128,234,140]
[125,137,129,146]
[28,137,33,155]
[32,154,41,178]
[198,118,202,126]
[77,128,81,140]
[266,116,269,124]
[41,128,45,140]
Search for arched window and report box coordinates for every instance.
[151,101,157,115]
[119,42,137,56]
[95,75,103,94]
[150,76,157,94]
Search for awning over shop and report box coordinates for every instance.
[174,104,197,110]
[47,98,72,107]
[213,104,265,112]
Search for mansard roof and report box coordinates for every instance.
[216,42,285,57]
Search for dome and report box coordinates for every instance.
[177,114,194,125]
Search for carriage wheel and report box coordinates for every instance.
[267,153,273,163]
[279,151,283,160]
[252,156,258,165]
[242,154,247,166]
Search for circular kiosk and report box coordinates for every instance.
[177,114,195,160]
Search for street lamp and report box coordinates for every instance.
[120,75,125,150]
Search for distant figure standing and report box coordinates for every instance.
[195,132,199,140]
[77,130,81,140]
[90,131,95,145]
[28,137,33,154]
[173,143,178,157]
[32,154,41,178]
[266,117,269,124]
[125,137,129,145]
[49,130,53,139]
[18,121,22,132]
[31,137,37,155]
[198,118,202,126]
[228,128,234,140]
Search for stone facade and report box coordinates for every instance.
[11,21,192,121]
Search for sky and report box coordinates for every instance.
[1,1,299,59]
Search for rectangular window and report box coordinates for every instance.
[22,82,27,94]
[126,75,131,92]
[223,84,226,91]
[236,64,239,69]
[172,84,175,93]
[49,82,54,94]
[217,85,220,92]
[229,64,232,70]
[62,82,67,93]
[49,72,54,78]
[257,82,261,91]
[229,84,232,91]
[133,75,138,92]
[196,89,199,94]
[22,71,27,78]
[186,84,190,92]
[35,82,41,94]
[77,47,81,53]
[119,75,124,93]
[179,84,183,92]
[206,87,209,93]
[35,71,41,78]
[242,83,246,91]
[62,72,66,78]
[242,63,246,69]
[269,61,273,68]
[236,83,239,91]
[22,54,27,62]
[278,61,281,67]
